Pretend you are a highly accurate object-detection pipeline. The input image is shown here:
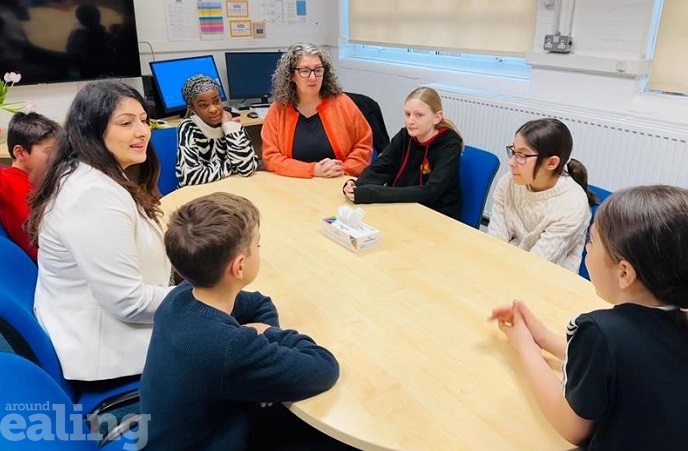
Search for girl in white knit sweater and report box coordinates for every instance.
[488,118,597,272]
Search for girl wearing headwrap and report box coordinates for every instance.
[176,74,259,187]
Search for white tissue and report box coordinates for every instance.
[336,206,365,230]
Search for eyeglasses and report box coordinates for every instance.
[506,145,539,165]
[294,66,325,78]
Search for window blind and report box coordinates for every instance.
[648,0,688,94]
[348,0,538,56]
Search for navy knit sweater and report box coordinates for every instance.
[139,283,340,450]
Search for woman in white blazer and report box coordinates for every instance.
[27,81,174,384]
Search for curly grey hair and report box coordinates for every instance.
[181,74,221,105]
[271,43,342,105]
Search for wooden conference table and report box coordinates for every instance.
[160,172,605,451]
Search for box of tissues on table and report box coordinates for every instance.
[321,206,380,253]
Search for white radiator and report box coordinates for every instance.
[434,85,688,216]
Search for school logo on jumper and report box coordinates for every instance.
[421,158,431,175]
[0,402,149,450]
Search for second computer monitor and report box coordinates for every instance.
[225,51,282,106]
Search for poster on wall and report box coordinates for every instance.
[165,0,200,41]
[229,20,253,38]
[227,1,249,17]
[260,0,308,25]
[198,1,225,39]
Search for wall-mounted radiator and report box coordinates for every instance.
[435,85,688,216]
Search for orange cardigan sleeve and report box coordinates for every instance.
[261,103,317,178]
[330,94,372,177]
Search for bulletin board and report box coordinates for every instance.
[134,0,330,54]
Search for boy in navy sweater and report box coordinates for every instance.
[140,192,341,450]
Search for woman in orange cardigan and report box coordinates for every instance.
[261,43,372,178]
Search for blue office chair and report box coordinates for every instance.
[0,290,140,416]
[459,146,500,229]
[578,185,613,280]
[0,353,138,451]
[150,127,179,196]
[0,236,38,312]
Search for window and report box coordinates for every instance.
[348,0,537,56]
[647,0,688,94]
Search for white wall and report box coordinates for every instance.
[334,0,688,135]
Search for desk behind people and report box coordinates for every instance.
[162,110,264,156]
[161,172,604,451]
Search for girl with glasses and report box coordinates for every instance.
[491,185,688,450]
[261,43,373,178]
[488,118,597,272]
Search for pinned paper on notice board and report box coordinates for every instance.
[229,20,252,38]
[226,0,248,17]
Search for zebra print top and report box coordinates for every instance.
[176,115,259,187]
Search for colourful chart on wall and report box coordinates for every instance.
[197,1,225,39]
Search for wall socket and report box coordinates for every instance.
[543,34,573,53]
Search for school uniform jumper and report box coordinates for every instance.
[140,283,340,451]
[352,127,462,220]
[0,166,37,260]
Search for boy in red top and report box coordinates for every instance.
[0,112,61,261]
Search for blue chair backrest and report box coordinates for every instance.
[150,127,178,196]
[579,185,613,280]
[0,290,73,398]
[459,146,500,229]
[0,236,38,312]
[0,354,90,450]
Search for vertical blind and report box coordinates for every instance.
[348,0,538,56]
[648,0,688,94]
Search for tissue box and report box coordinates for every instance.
[320,217,381,253]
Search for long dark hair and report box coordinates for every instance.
[595,185,688,329]
[516,118,597,206]
[27,81,161,244]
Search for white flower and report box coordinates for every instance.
[3,72,21,83]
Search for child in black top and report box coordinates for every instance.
[491,185,688,450]
[343,87,463,219]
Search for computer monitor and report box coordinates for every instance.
[225,51,282,107]
[149,55,226,116]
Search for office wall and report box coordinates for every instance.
[4,0,337,125]
[335,0,688,136]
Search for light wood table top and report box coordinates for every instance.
[160,172,604,451]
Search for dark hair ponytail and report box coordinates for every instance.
[566,158,598,206]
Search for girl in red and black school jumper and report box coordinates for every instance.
[343,87,463,219]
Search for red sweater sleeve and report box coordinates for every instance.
[0,167,37,261]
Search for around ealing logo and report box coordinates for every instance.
[1,402,149,449]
